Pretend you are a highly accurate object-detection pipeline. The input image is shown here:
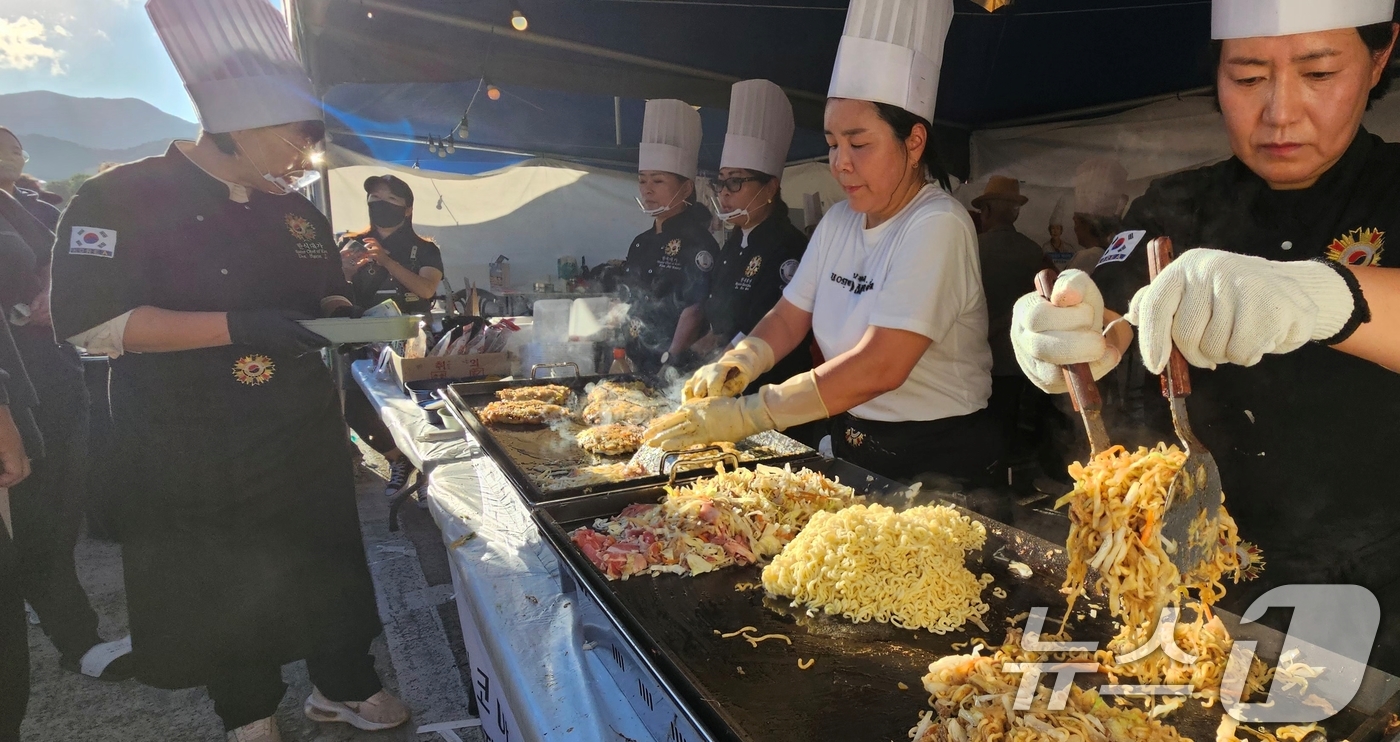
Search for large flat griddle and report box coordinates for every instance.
[444,374,812,505]
[535,458,1381,742]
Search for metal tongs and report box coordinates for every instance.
[1035,270,1112,456]
[1147,237,1224,578]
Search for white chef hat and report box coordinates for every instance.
[639,99,703,180]
[1213,0,1395,40]
[147,0,320,134]
[827,0,955,123]
[720,80,794,178]
[1074,158,1130,218]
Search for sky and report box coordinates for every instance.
[0,0,285,122]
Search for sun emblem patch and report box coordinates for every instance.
[1233,539,1265,581]
[664,239,682,257]
[233,355,276,386]
[285,214,317,242]
[844,427,866,448]
[744,256,762,277]
[1325,227,1384,267]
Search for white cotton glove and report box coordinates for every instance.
[642,395,776,451]
[1011,269,1131,394]
[1125,249,1357,374]
[682,336,776,402]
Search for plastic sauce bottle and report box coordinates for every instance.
[608,347,633,375]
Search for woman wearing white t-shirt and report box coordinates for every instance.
[644,0,999,481]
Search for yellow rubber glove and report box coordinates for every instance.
[682,336,775,402]
[645,371,830,450]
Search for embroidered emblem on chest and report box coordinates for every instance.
[285,214,316,241]
[744,256,762,277]
[844,427,866,448]
[233,355,276,386]
[1325,228,1384,267]
[664,239,682,257]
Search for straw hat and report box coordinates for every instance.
[971,176,1028,209]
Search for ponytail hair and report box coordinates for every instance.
[872,103,952,191]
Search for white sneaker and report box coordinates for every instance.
[226,717,282,742]
[303,687,410,731]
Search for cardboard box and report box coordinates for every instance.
[391,349,511,385]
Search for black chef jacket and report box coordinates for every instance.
[705,214,813,387]
[48,143,381,689]
[341,225,444,314]
[1094,129,1400,671]
[620,201,717,370]
[13,188,59,234]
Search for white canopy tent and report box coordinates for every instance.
[327,147,845,293]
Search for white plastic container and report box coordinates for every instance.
[518,341,596,378]
[531,299,573,344]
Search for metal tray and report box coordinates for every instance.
[535,459,1380,742]
[443,371,812,505]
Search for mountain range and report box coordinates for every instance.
[1,91,199,181]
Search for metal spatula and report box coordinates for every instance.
[1146,238,1224,578]
[1036,269,1111,456]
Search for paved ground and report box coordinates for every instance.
[19,454,485,742]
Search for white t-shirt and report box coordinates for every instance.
[783,184,993,422]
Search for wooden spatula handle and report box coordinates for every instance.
[1035,269,1104,413]
[1146,238,1192,398]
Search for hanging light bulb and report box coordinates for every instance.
[427,135,438,154]
[444,134,456,154]
[486,84,501,101]
[455,112,469,140]
[438,147,448,158]
[510,8,528,31]
[366,11,373,18]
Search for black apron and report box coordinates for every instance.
[48,144,380,688]
[1095,130,1400,672]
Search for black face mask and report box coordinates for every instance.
[368,200,408,229]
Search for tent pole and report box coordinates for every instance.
[614,97,623,146]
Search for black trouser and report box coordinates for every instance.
[987,374,1027,459]
[0,525,28,742]
[207,643,383,730]
[9,331,101,662]
[830,408,1002,484]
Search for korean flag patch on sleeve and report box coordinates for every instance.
[70,227,117,258]
[1096,230,1146,268]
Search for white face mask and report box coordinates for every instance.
[238,134,322,196]
[711,188,768,224]
[636,189,686,217]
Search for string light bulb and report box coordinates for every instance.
[366,11,373,18]
[444,134,456,154]
[427,135,438,154]
[486,84,501,101]
[510,8,528,31]
[455,112,469,139]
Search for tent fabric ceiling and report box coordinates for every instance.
[322,80,833,175]
[287,0,1216,131]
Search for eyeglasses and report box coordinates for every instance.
[713,176,764,193]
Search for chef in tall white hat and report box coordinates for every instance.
[686,80,814,398]
[620,99,719,374]
[47,0,409,739]
[1012,0,1400,674]
[650,0,1003,484]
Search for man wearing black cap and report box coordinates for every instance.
[340,175,444,315]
